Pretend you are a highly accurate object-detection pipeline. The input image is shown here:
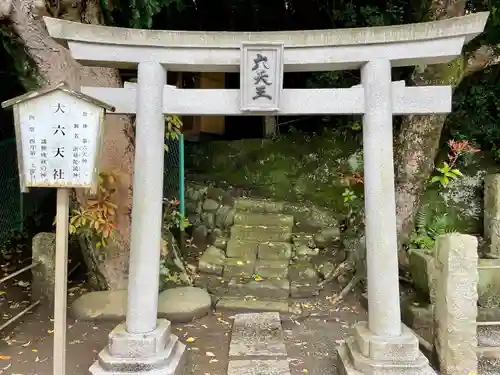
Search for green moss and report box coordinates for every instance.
[186,130,362,214]
[188,130,499,230]
[413,55,466,88]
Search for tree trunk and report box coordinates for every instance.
[2,0,134,289]
[264,116,278,138]
[392,0,471,267]
[394,60,466,266]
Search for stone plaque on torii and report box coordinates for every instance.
[43,12,488,375]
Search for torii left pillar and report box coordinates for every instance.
[89,61,186,375]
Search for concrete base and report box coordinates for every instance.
[89,319,187,375]
[337,322,436,375]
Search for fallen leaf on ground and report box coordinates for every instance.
[1,362,12,371]
[186,337,196,343]
[47,330,54,334]
[0,357,10,360]
[206,352,215,357]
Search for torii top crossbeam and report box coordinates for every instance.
[44,13,489,71]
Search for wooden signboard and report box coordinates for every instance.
[2,82,114,193]
[2,82,114,375]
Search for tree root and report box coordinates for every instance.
[162,230,193,285]
[318,260,354,287]
[171,243,192,285]
[330,273,364,305]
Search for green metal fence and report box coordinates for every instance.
[0,138,54,244]
[0,138,22,239]
[163,134,185,218]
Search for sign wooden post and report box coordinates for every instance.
[2,82,114,375]
[54,187,69,375]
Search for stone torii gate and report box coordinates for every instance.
[44,13,488,375]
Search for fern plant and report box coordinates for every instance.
[409,210,457,250]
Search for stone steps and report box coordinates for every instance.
[226,313,291,375]
[225,239,293,260]
[230,224,293,243]
[478,324,500,373]
[478,325,500,349]
[234,211,294,227]
[234,198,286,214]
[228,278,290,300]
[217,297,291,313]
[197,196,328,310]
[480,358,500,375]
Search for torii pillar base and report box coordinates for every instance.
[337,322,436,375]
[89,319,187,375]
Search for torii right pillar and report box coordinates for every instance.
[337,26,488,375]
[337,58,433,375]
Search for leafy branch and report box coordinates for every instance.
[68,171,120,249]
[431,139,480,188]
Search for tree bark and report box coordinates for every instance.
[392,0,471,267]
[395,46,500,267]
[3,0,134,289]
[263,116,278,138]
[394,61,466,264]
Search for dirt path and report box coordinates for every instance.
[283,289,366,375]
[1,302,234,375]
[1,275,364,375]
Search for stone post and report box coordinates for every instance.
[434,234,478,375]
[337,59,437,375]
[361,58,401,337]
[484,174,500,257]
[31,232,56,306]
[89,62,186,375]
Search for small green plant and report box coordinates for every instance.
[409,210,456,250]
[342,188,357,203]
[430,162,463,187]
[164,115,182,152]
[349,122,361,131]
[431,139,480,188]
[162,198,191,231]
